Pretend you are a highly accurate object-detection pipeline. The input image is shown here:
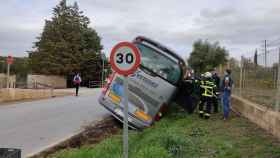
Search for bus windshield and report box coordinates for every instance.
[136,43,182,84]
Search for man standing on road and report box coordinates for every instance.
[221,69,233,120]
[73,73,82,96]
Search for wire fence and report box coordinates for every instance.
[231,39,280,112]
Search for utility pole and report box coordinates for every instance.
[276,48,280,111]
[264,40,267,67]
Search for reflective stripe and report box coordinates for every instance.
[204,113,211,116]
[200,80,215,97]
[205,81,215,85]
[201,85,214,97]
[201,85,212,89]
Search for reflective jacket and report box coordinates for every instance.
[200,79,216,97]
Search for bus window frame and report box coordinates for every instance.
[134,42,183,86]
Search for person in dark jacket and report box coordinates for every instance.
[73,73,82,96]
[176,70,200,113]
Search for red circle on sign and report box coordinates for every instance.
[110,42,141,76]
[7,55,13,65]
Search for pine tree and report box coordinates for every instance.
[29,0,103,82]
[254,49,258,66]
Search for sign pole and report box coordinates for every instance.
[6,63,10,88]
[123,75,129,158]
[6,55,13,88]
[109,41,141,158]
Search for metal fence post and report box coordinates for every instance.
[239,56,243,96]
[243,60,246,94]
[274,68,277,89]
[275,48,280,112]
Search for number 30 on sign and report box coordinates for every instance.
[110,42,141,76]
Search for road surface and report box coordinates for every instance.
[0,88,108,157]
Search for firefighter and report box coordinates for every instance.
[176,69,198,113]
[198,72,216,119]
[212,71,221,113]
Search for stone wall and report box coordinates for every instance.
[27,75,66,89]
[232,95,280,140]
[0,88,72,103]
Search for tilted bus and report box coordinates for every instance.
[99,36,186,129]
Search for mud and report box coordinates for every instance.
[30,116,121,158]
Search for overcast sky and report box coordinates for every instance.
[0,0,280,59]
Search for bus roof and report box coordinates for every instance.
[133,36,186,67]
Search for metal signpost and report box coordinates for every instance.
[6,55,13,88]
[110,42,141,158]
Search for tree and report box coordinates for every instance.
[187,39,228,74]
[228,57,239,69]
[0,56,30,75]
[0,56,31,83]
[254,49,258,66]
[29,0,103,82]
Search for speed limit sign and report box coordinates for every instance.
[110,41,141,158]
[110,42,141,76]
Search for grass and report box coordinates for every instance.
[49,106,280,158]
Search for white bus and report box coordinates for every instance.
[98,36,186,129]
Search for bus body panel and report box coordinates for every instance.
[99,68,177,128]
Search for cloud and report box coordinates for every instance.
[0,28,38,56]
[200,7,237,19]
[0,0,280,60]
[185,4,280,57]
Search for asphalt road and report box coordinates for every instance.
[0,88,108,157]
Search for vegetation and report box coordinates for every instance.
[29,0,103,82]
[50,106,280,158]
[0,56,30,75]
[188,40,228,73]
[254,49,258,66]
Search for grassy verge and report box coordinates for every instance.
[50,107,280,158]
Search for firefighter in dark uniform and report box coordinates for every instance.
[176,69,198,113]
[212,71,221,113]
[198,72,216,119]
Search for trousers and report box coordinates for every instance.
[199,96,212,118]
[223,90,231,118]
[75,84,80,96]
